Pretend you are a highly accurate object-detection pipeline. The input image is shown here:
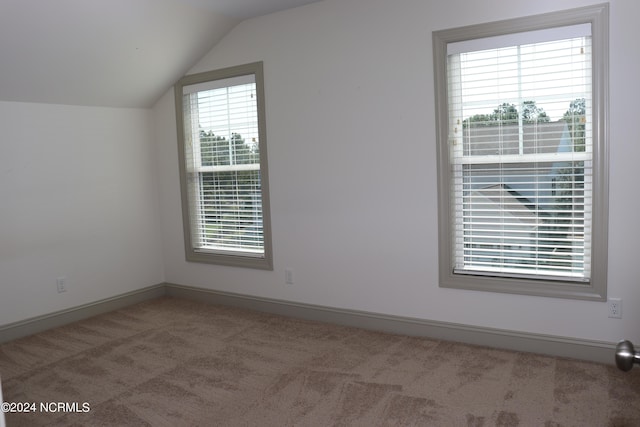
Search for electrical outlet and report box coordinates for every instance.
[56,277,68,293]
[608,298,622,319]
[285,268,294,285]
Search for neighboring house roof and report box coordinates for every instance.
[463,121,568,156]
[470,184,539,229]
[463,120,578,209]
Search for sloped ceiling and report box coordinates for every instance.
[0,0,321,108]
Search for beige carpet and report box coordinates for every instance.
[0,296,638,426]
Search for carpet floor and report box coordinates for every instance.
[0,296,639,426]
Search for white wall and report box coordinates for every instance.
[154,0,640,344]
[0,101,164,325]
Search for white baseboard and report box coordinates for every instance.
[0,282,617,366]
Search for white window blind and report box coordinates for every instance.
[447,30,593,282]
[182,76,265,257]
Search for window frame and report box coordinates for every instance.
[432,4,609,300]
[174,62,273,270]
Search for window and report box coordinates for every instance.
[175,62,272,269]
[433,5,608,300]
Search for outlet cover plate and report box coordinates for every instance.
[608,298,622,319]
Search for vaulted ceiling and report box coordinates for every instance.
[0,0,321,108]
